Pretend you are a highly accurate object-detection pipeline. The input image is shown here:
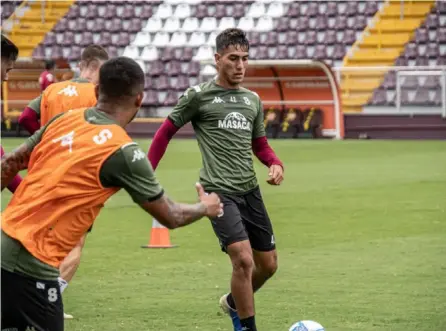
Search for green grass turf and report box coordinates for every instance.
[1,138,445,330]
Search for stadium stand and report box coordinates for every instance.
[2,0,445,139]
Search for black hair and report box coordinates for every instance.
[45,59,55,70]
[216,28,250,53]
[98,57,144,100]
[1,34,19,61]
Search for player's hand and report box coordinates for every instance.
[267,164,284,185]
[196,183,224,218]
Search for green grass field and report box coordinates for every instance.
[1,138,446,331]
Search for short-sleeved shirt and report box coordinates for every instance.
[1,108,163,280]
[168,79,266,194]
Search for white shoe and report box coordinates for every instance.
[64,312,74,319]
[219,293,231,315]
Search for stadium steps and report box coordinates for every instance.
[6,0,75,57]
[341,0,436,113]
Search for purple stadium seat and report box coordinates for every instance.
[404,43,417,59]
[127,18,142,33]
[402,76,418,89]
[425,14,438,29]
[144,76,154,90]
[415,28,429,43]
[256,46,269,60]
[296,16,309,31]
[426,43,439,58]
[414,89,432,105]
[142,90,159,106]
[364,1,378,16]
[432,90,443,106]
[325,30,337,44]
[138,4,153,19]
[166,61,182,76]
[233,3,245,18]
[248,31,260,46]
[326,1,337,16]
[295,45,307,59]
[161,47,175,62]
[288,2,299,17]
[85,4,98,19]
[437,28,446,43]
[114,32,130,47]
[66,4,80,19]
[285,31,298,45]
[155,76,169,91]
[51,46,63,59]
[147,60,165,77]
[305,31,317,45]
[415,57,429,66]
[314,16,328,30]
[179,47,194,61]
[184,61,200,76]
[343,30,356,45]
[422,76,440,89]
[345,1,358,16]
[68,46,81,61]
[395,56,408,66]
[370,88,386,106]
[335,16,347,30]
[275,16,289,32]
[99,32,112,46]
[215,4,226,18]
[332,44,345,60]
[195,4,207,19]
[103,4,117,19]
[32,45,45,60]
[306,2,319,17]
[382,72,396,89]
[265,31,278,46]
[107,18,122,33]
[314,45,327,60]
[163,91,179,107]
[61,31,74,46]
[352,15,367,30]
[121,4,134,19]
[276,45,288,59]
[54,18,68,33]
[106,46,118,58]
[175,75,190,91]
[43,32,56,46]
[438,0,446,13]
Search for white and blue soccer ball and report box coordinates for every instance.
[289,320,325,331]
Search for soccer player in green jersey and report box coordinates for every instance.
[148,28,284,331]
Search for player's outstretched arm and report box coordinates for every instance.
[148,118,179,170]
[1,143,31,191]
[139,183,223,229]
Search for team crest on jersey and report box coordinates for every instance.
[218,112,251,131]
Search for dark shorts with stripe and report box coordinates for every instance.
[1,268,64,331]
[209,186,276,253]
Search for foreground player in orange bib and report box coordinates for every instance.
[1,57,223,331]
[18,45,109,319]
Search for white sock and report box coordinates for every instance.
[58,277,68,293]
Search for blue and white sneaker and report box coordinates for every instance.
[219,293,242,331]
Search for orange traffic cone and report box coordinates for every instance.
[141,218,177,249]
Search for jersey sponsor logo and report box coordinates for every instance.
[212,96,225,104]
[131,149,145,162]
[218,112,251,131]
[57,85,78,97]
[36,282,45,290]
[52,131,75,153]
[25,327,37,331]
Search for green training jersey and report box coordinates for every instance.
[2,107,163,280]
[168,79,266,194]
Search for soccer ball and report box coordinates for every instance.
[289,320,325,331]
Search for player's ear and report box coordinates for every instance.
[135,91,143,108]
[214,52,221,66]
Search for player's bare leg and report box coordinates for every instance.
[58,232,87,319]
[251,249,278,292]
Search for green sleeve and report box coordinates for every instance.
[252,98,266,139]
[100,143,164,203]
[24,113,64,150]
[167,87,200,127]
[27,95,42,117]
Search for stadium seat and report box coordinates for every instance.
[142,90,159,106]
[155,3,173,19]
[188,31,206,47]
[247,2,266,18]
[144,17,162,32]
[170,32,188,47]
[238,17,255,31]
[182,17,200,33]
[132,31,151,47]
[193,45,214,61]
[152,32,170,47]
[255,16,274,32]
[205,31,218,46]
[135,4,153,19]
[173,3,191,18]
[218,17,236,32]
[123,46,139,59]
[287,2,299,17]
[199,17,217,32]
[179,47,194,61]
[266,2,284,17]
[164,17,181,33]
[140,46,159,62]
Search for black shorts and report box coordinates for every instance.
[1,268,64,331]
[209,187,276,253]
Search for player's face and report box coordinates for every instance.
[216,45,249,86]
[1,58,14,82]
